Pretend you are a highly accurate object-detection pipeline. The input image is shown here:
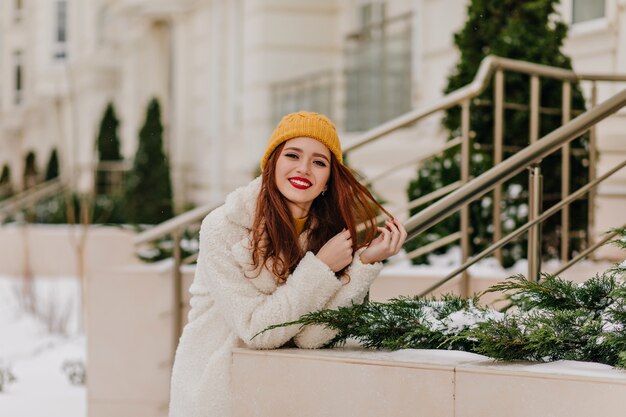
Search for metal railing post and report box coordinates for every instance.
[132,57,626,303]
[461,99,471,296]
[530,75,541,144]
[418,159,626,298]
[588,82,598,254]
[493,69,504,263]
[527,165,543,281]
[561,81,571,261]
[171,228,183,349]
[405,88,626,241]
[527,75,542,282]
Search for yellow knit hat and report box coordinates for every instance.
[260,111,343,170]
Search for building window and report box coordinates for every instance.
[14,51,23,105]
[97,5,110,45]
[344,3,413,131]
[572,0,605,24]
[271,70,336,126]
[54,0,68,60]
[14,0,24,22]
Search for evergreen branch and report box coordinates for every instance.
[486,273,619,313]
[258,295,499,351]
[608,228,626,249]
[254,223,626,368]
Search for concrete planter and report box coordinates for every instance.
[232,347,626,417]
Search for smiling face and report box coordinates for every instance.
[274,137,332,218]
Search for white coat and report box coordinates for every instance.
[168,177,383,417]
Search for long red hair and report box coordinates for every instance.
[250,142,391,284]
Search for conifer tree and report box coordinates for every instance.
[406,0,589,267]
[124,98,173,224]
[96,103,122,161]
[95,103,122,195]
[23,151,39,189]
[45,148,60,181]
[0,164,13,199]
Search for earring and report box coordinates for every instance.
[321,190,325,196]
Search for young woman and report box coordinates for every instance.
[169,111,407,417]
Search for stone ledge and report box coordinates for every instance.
[232,347,626,417]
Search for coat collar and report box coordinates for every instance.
[223,176,262,229]
[223,176,314,243]
[225,176,311,288]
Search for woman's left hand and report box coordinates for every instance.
[359,219,407,264]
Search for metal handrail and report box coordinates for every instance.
[551,226,625,277]
[406,231,462,260]
[0,177,65,220]
[343,56,626,154]
[496,224,625,313]
[134,55,626,246]
[405,89,626,241]
[363,137,463,187]
[416,158,626,297]
[130,56,626,348]
[134,202,221,245]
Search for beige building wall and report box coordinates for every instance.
[0,224,140,277]
[0,0,623,222]
[239,0,343,190]
[561,0,626,254]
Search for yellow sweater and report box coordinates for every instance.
[293,215,308,235]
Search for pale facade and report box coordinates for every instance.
[0,0,623,213]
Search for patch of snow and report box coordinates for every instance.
[137,247,160,259]
[0,275,85,417]
[181,238,199,253]
[391,348,489,364]
[517,203,528,218]
[507,184,523,199]
[524,360,626,380]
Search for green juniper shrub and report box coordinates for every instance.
[95,103,123,195]
[0,164,13,200]
[261,229,626,368]
[45,148,60,181]
[23,151,39,189]
[256,294,500,352]
[25,192,127,225]
[470,271,626,365]
[124,98,174,224]
[96,103,122,162]
[407,0,589,268]
[136,227,200,263]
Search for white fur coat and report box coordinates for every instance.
[168,177,383,417]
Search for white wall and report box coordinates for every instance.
[0,0,624,215]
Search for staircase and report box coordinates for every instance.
[86,56,626,417]
[0,178,65,223]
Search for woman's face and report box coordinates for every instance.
[274,137,331,218]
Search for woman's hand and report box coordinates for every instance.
[359,219,407,264]
[316,229,353,273]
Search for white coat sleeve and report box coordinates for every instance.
[293,251,383,348]
[195,217,343,350]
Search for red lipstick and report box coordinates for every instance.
[289,177,312,189]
